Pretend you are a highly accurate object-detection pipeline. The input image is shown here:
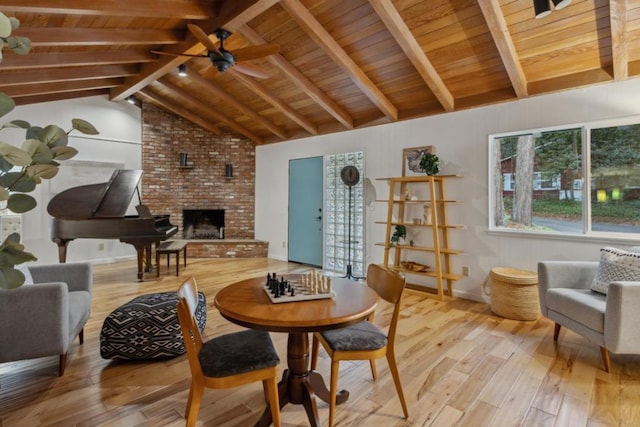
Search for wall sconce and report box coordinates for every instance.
[179,152,188,167]
[178,64,187,77]
[225,164,233,178]
[126,95,136,104]
[534,0,571,19]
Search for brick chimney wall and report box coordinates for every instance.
[141,102,255,239]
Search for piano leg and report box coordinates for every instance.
[54,239,70,263]
[135,246,146,282]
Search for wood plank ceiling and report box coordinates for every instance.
[0,0,635,145]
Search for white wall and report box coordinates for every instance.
[1,95,142,264]
[256,78,640,302]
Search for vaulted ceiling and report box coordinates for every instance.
[0,0,636,145]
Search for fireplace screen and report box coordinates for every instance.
[183,209,224,239]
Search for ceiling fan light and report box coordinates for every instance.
[533,0,551,18]
[178,64,187,77]
[126,95,135,105]
[552,0,571,10]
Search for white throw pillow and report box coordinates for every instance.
[15,263,34,285]
[591,247,640,295]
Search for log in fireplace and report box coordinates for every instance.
[183,209,224,239]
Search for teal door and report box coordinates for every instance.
[288,157,323,267]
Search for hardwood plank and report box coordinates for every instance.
[1,257,640,426]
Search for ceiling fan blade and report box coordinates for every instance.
[203,66,219,80]
[187,23,219,53]
[151,50,207,58]
[233,44,280,62]
[233,62,270,79]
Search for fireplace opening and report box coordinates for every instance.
[183,209,224,239]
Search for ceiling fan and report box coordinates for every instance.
[153,24,280,79]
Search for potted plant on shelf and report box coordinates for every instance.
[389,224,406,247]
[419,152,440,176]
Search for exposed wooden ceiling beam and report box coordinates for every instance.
[0,64,138,85]
[109,0,264,101]
[155,79,264,144]
[184,65,288,140]
[367,0,454,112]
[139,88,221,136]
[610,0,628,80]
[478,0,528,98]
[13,89,109,106]
[0,0,215,19]
[0,78,122,98]
[0,51,156,70]
[239,24,354,130]
[231,70,318,135]
[19,28,182,46]
[280,0,398,121]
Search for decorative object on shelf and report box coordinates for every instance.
[402,145,435,176]
[419,152,440,176]
[390,224,406,247]
[179,152,188,167]
[401,261,430,272]
[225,163,233,178]
[423,204,432,225]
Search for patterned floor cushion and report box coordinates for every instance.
[100,291,207,360]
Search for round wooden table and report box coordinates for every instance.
[214,274,378,427]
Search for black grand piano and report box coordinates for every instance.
[47,169,178,281]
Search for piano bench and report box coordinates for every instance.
[156,240,188,277]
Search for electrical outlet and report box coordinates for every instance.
[462,266,470,276]
[98,243,105,251]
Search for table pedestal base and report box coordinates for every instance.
[256,332,348,426]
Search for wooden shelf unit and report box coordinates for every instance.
[376,175,463,300]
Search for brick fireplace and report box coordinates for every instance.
[141,103,267,258]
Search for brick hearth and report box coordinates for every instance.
[187,239,268,258]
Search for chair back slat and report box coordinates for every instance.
[366,264,406,305]
[177,277,205,377]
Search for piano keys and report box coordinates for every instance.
[47,169,178,281]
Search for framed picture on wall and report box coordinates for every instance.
[402,145,435,176]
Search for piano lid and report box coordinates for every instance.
[47,169,143,219]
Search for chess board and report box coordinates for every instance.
[263,277,335,304]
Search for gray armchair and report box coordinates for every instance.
[0,262,93,375]
[538,261,640,372]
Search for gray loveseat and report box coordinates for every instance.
[0,262,93,375]
[538,260,640,372]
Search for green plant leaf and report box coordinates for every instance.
[0,267,26,289]
[0,154,13,172]
[27,164,58,180]
[6,36,31,55]
[0,186,9,201]
[37,125,68,147]
[25,126,42,140]
[0,11,11,38]
[0,92,16,118]
[7,193,36,213]
[51,145,78,160]
[22,139,54,163]
[2,120,30,129]
[0,141,32,166]
[72,118,99,135]
[8,17,20,32]
[4,232,21,244]
[0,172,36,193]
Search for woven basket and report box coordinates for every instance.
[488,267,540,321]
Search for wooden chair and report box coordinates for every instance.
[311,264,409,426]
[176,277,281,427]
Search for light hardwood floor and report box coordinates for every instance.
[1,258,639,426]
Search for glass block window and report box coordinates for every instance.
[325,151,365,276]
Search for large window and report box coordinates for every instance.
[489,118,640,238]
